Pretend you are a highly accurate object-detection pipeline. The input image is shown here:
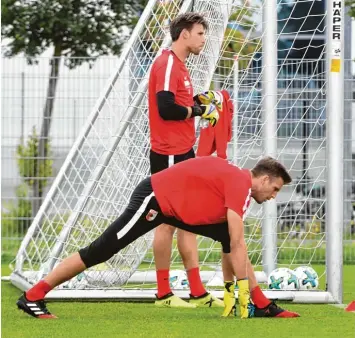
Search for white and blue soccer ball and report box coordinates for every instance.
[169,270,189,290]
[268,268,299,290]
[293,266,319,290]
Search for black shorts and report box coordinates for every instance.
[79,177,166,268]
[149,148,195,174]
[79,178,231,268]
[169,219,231,253]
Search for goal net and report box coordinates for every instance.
[11,0,343,303]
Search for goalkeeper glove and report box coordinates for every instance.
[237,279,252,319]
[194,90,223,111]
[221,281,236,317]
[192,103,219,127]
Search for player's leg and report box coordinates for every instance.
[17,178,162,318]
[172,221,300,317]
[176,229,206,297]
[150,149,196,307]
[245,252,299,317]
[153,222,176,297]
[173,150,213,302]
[153,223,196,308]
[166,220,226,308]
[174,228,224,307]
[36,212,160,294]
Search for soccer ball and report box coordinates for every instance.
[293,266,319,290]
[169,270,189,290]
[268,268,299,290]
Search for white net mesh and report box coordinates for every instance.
[14,0,234,289]
[13,0,332,295]
[212,0,327,282]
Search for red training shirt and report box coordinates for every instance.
[148,49,195,155]
[151,156,252,225]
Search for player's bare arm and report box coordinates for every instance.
[226,209,248,279]
[222,209,250,318]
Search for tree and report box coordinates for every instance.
[144,3,260,75]
[345,0,355,18]
[1,0,145,215]
[217,4,261,71]
[2,127,53,237]
[17,126,53,195]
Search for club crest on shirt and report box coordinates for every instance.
[146,209,158,221]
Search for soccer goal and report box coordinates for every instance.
[11,0,344,304]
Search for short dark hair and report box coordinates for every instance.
[170,12,208,42]
[251,156,292,184]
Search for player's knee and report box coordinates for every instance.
[155,223,176,241]
[79,238,120,268]
[177,229,197,242]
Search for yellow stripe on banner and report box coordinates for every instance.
[331,59,341,73]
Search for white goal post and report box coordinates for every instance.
[11,0,344,304]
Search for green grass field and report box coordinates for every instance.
[2,264,355,338]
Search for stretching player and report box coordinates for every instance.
[17,156,299,319]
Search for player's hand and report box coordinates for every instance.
[221,281,236,317]
[191,103,219,127]
[237,279,251,319]
[194,90,223,111]
[200,103,220,127]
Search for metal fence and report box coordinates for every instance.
[1,56,355,259]
[1,56,117,258]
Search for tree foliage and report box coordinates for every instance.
[2,0,144,67]
[1,184,32,236]
[2,128,53,234]
[217,7,261,74]
[2,0,145,214]
[345,0,355,18]
[17,126,53,194]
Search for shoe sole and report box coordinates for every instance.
[16,300,57,319]
[190,297,224,308]
[192,302,224,308]
[154,302,196,308]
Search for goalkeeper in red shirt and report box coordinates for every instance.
[17,156,300,319]
[148,12,222,308]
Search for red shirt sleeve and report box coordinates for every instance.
[224,172,251,219]
[154,56,179,95]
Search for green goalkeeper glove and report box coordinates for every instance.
[194,90,223,111]
[221,281,236,317]
[236,279,251,319]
